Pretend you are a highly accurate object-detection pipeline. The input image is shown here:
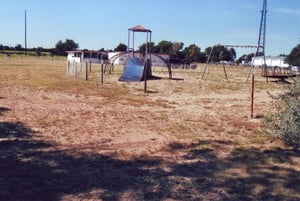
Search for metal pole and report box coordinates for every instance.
[222,63,228,80]
[201,46,214,79]
[132,32,135,58]
[85,62,88,81]
[250,75,254,118]
[144,32,148,93]
[101,57,104,85]
[66,60,70,76]
[25,10,27,56]
[128,29,130,57]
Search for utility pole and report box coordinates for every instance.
[247,0,267,81]
[256,0,267,57]
[25,9,27,56]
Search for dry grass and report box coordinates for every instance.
[0,56,299,201]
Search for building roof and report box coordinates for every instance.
[66,50,106,54]
[128,24,152,33]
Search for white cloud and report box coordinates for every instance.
[274,8,300,16]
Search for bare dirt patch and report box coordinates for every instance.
[0,57,299,201]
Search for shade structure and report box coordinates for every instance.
[128,24,152,33]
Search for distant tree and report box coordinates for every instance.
[114,43,127,52]
[155,40,173,54]
[229,48,237,61]
[205,45,236,63]
[197,52,207,63]
[237,53,255,64]
[35,47,44,56]
[138,42,155,53]
[15,44,23,51]
[171,42,184,59]
[184,44,201,63]
[286,44,300,66]
[54,39,79,56]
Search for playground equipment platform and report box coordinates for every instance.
[262,66,296,81]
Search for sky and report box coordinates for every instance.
[1,0,300,57]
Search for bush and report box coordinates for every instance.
[267,77,300,147]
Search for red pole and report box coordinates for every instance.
[250,75,254,118]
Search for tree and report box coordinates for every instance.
[184,44,201,63]
[172,42,184,53]
[15,44,23,51]
[114,43,127,52]
[171,42,184,59]
[229,48,237,61]
[138,42,155,53]
[54,39,79,56]
[34,47,44,56]
[237,53,254,65]
[155,40,173,54]
[286,44,300,66]
[205,45,236,63]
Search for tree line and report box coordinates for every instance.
[1,39,300,66]
[114,41,237,64]
[0,39,79,57]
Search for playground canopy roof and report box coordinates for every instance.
[129,24,152,33]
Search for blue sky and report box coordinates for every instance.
[1,0,300,57]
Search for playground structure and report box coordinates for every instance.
[251,0,296,81]
[106,51,172,76]
[118,25,172,84]
[65,0,300,86]
[201,44,259,80]
[202,0,297,82]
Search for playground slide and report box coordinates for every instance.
[119,58,145,82]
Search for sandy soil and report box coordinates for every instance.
[0,69,280,156]
[1,62,299,201]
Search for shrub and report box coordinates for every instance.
[267,77,300,148]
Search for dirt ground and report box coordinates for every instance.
[0,57,299,201]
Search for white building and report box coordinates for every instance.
[66,50,105,64]
[252,56,289,68]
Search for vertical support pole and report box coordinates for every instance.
[89,60,92,72]
[133,32,135,58]
[201,46,214,79]
[25,10,27,56]
[222,63,228,80]
[144,71,147,93]
[250,75,254,118]
[101,59,104,85]
[66,60,70,76]
[85,62,88,81]
[128,29,130,58]
[144,32,148,93]
[74,62,77,77]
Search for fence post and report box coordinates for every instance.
[75,62,77,77]
[85,62,88,81]
[101,59,104,85]
[66,60,70,76]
